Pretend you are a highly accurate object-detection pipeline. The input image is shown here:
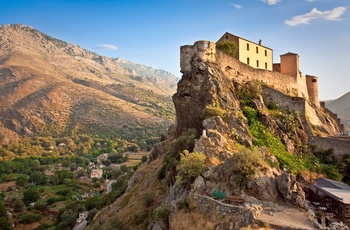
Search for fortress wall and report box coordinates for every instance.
[262,86,314,136]
[296,76,309,100]
[180,45,194,73]
[216,51,307,98]
[262,86,306,115]
[180,41,216,73]
[309,137,350,160]
[320,102,344,130]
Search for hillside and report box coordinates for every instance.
[0,24,177,141]
[326,92,350,129]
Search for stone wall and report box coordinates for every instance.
[180,40,216,74]
[216,50,310,99]
[320,101,343,130]
[309,136,350,160]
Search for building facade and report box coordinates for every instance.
[217,32,273,71]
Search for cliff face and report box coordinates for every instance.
[173,61,240,137]
[88,43,343,230]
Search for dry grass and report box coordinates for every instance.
[88,158,166,230]
[123,151,150,167]
[0,181,16,191]
[170,211,215,230]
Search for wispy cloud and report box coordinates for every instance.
[231,3,242,9]
[285,7,346,26]
[93,44,118,50]
[261,0,281,5]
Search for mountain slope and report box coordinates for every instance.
[0,24,176,138]
[326,92,350,127]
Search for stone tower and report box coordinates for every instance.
[280,52,300,78]
[180,41,216,73]
[306,75,319,107]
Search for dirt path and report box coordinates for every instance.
[257,205,317,230]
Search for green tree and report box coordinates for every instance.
[13,198,25,212]
[85,196,98,210]
[52,170,73,185]
[69,163,77,171]
[23,188,40,206]
[216,41,237,57]
[0,217,11,230]
[29,171,47,185]
[120,165,128,173]
[57,209,77,230]
[0,200,7,218]
[141,155,148,163]
[16,174,28,187]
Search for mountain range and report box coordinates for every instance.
[325,92,350,130]
[0,24,177,142]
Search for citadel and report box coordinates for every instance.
[179,32,350,158]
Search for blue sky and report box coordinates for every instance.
[1,0,349,100]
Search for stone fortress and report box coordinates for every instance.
[180,32,350,158]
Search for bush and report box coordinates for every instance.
[152,204,171,227]
[216,41,237,57]
[228,147,268,187]
[237,81,262,106]
[19,212,42,224]
[202,105,226,120]
[160,129,197,183]
[143,193,155,207]
[23,188,40,206]
[176,151,207,185]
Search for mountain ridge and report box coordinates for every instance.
[0,23,176,140]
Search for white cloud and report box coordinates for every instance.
[261,0,281,5]
[285,7,346,26]
[93,44,118,50]
[231,3,242,9]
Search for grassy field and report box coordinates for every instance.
[123,151,150,167]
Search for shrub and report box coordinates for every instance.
[152,204,171,227]
[176,151,207,185]
[23,188,40,206]
[228,147,268,187]
[143,193,155,207]
[237,81,262,106]
[19,212,42,224]
[202,105,226,120]
[216,41,237,57]
[160,129,197,183]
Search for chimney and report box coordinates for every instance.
[259,39,262,45]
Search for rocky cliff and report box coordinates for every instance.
[84,44,347,229]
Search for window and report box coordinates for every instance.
[247,43,249,51]
[205,42,209,48]
[257,60,259,67]
[247,58,250,65]
[265,50,267,56]
[226,35,229,39]
[265,62,267,69]
[312,79,317,82]
[256,47,259,54]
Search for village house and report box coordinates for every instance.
[90,169,103,179]
[76,211,89,223]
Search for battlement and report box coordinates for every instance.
[180,36,321,108]
[180,40,216,73]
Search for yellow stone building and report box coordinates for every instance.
[217,32,273,71]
